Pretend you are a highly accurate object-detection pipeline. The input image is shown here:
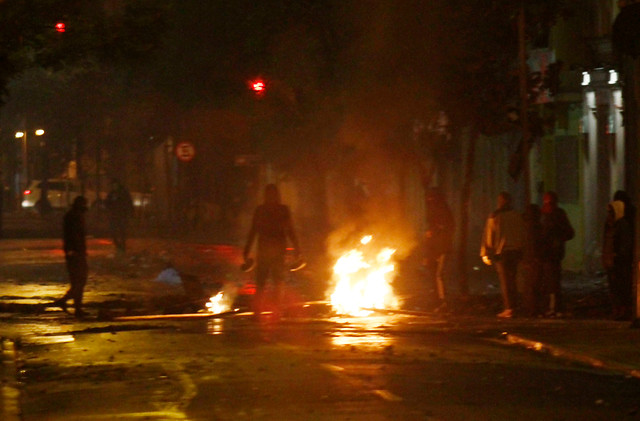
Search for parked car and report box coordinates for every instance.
[22,179,81,210]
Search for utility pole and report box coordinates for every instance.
[518,1,531,204]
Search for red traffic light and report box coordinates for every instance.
[249,79,266,94]
[55,22,66,33]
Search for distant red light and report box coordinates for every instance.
[24,189,32,195]
[249,79,266,95]
[55,22,66,33]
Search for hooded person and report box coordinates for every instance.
[602,200,634,320]
[52,196,89,318]
[243,184,301,317]
[613,190,636,248]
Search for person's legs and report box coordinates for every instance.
[110,218,119,250]
[609,265,633,320]
[434,254,446,301]
[53,258,76,311]
[270,257,286,314]
[430,254,447,312]
[520,262,537,317]
[116,218,128,252]
[503,251,520,312]
[542,260,563,315]
[254,261,269,316]
[68,255,88,316]
[494,259,512,311]
[495,252,520,317]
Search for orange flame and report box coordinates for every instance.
[329,235,400,316]
[206,292,231,314]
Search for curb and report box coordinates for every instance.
[505,333,640,379]
[1,338,21,421]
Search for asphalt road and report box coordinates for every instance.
[9,313,640,420]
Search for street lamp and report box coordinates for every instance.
[15,129,44,193]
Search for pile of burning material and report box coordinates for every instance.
[111,271,239,321]
[328,235,401,317]
[205,283,240,315]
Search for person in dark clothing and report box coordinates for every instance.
[521,204,544,317]
[613,190,636,245]
[243,184,301,317]
[540,191,574,317]
[602,200,634,320]
[423,187,454,312]
[105,179,134,254]
[52,196,89,318]
[481,192,524,318]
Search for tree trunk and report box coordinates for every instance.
[457,126,479,296]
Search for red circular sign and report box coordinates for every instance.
[175,142,195,162]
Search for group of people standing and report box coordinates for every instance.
[480,191,574,318]
[422,188,577,319]
[476,189,636,320]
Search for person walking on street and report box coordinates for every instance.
[243,184,301,318]
[423,187,454,312]
[521,204,544,317]
[540,191,574,317]
[602,200,634,320]
[481,192,524,318]
[105,179,134,254]
[52,196,89,318]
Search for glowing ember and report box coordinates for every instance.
[329,235,400,316]
[206,292,231,314]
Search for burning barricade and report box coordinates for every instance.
[328,235,401,317]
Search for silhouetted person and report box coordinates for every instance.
[243,184,300,317]
[521,204,544,317]
[423,187,454,312]
[481,192,524,318]
[540,191,574,317]
[52,196,88,318]
[613,190,635,245]
[602,200,633,320]
[105,179,134,254]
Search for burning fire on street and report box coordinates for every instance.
[202,235,401,322]
[329,235,400,316]
[205,292,228,314]
[205,290,237,315]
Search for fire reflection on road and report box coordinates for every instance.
[206,318,225,335]
[329,316,394,349]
